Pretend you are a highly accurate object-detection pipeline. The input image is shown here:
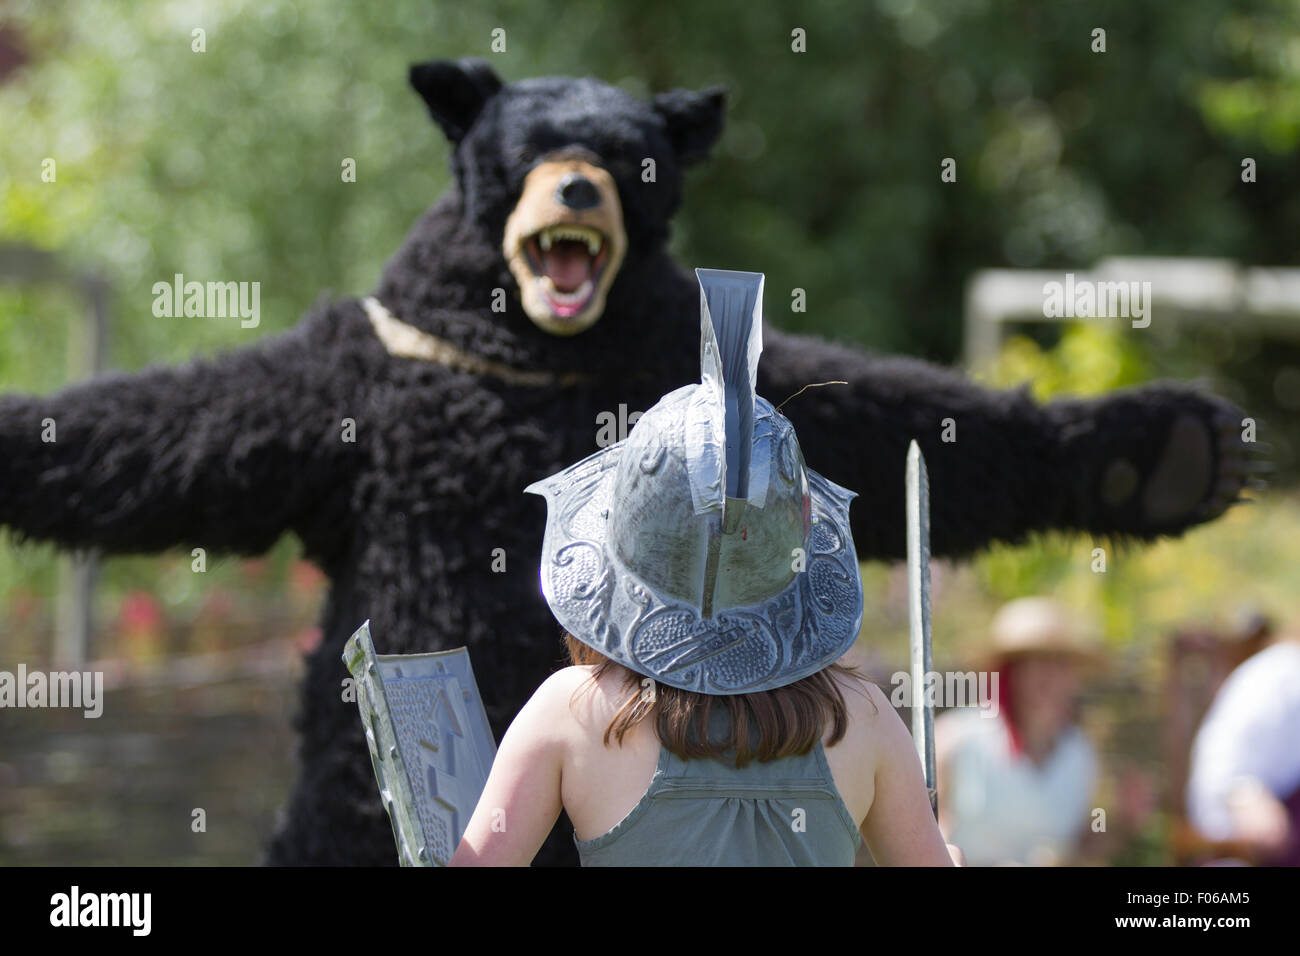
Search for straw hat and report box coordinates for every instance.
[980,596,1104,667]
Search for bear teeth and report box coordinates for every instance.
[537,226,602,257]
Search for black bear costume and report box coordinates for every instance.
[0,59,1250,865]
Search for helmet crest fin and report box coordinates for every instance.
[525,265,864,694]
[695,269,765,502]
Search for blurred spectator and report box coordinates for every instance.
[935,596,1103,865]
[1185,624,1300,865]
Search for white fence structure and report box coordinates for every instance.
[963,257,1300,371]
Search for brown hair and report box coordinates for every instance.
[563,631,877,768]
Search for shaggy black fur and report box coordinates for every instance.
[0,59,1250,866]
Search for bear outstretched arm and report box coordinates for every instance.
[758,328,1252,561]
[0,313,355,557]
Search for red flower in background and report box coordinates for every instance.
[116,590,166,660]
[294,626,323,655]
[119,590,163,633]
[290,560,326,596]
[239,557,270,584]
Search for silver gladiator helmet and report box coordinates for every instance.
[526,269,863,694]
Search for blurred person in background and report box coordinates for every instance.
[1186,621,1300,865]
[935,596,1105,865]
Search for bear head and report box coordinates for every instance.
[408,58,726,338]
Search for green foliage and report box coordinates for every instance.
[3,1,1296,866]
[1198,7,1300,152]
[5,0,1299,361]
[965,323,1300,658]
[980,321,1151,401]
[3,0,1298,641]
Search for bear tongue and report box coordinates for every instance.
[541,242,592,292]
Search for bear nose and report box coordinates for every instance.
[556,174,600,210]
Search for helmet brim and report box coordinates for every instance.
[526,441,864,695]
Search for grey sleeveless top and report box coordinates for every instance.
[575,704,863,866]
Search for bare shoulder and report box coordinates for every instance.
[534,664,641,734]
[827,657,918,770]
[820,654,894,825]
[829,654,891,728]
[535,664,599,697]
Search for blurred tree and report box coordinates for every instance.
[5,0,1297,360]
[2,0,1297,628]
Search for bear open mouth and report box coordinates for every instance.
[522,224,611,318]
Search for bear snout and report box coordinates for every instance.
[556,174,601,211]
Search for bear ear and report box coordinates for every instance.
[652,86,728,166]
[409,58,504,142]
